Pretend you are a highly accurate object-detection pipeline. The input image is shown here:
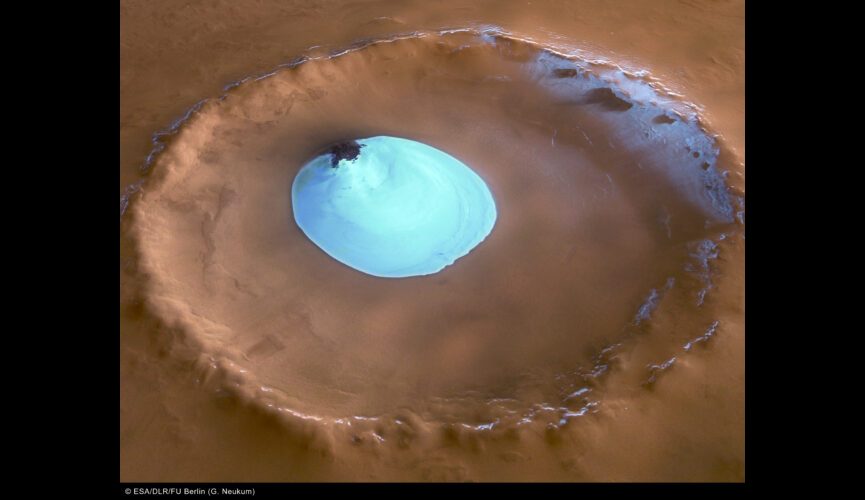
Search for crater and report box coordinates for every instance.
[125,29,744,447]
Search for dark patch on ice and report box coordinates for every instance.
[652,114,676,124]
[328,140,365,168]
[552,68,578,78]
[583,88,633,112]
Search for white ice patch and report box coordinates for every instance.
[292,136,498,278]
